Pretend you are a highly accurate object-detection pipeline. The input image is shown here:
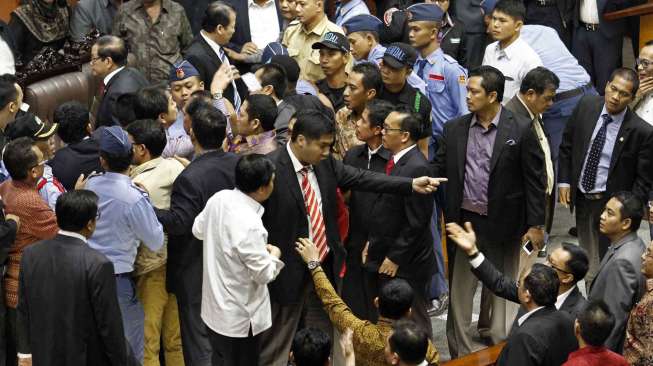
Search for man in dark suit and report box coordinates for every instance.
[571,0,630,93]
[365,107,437,338]
[90,36,149,128]
[155,102,240,366]
[448,222,579,365]
[342,99,394,321]
[258,109,444,366]
[431,65,546,357]
[558,68,653,285]
[446,221,590,323]
[16,190,133,366]
[49,102,102,191]
[504,67,558,233]
[588,191,647,352]
[0,200,18,366]
[183,2,247,111]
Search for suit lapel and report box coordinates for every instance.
[279,148,306,215]
[608,109,634,175]
[392,146,417,176]
[490,110,512,172]
[104,68,124,93]
[456,116,472,182]
[198,35,222,70]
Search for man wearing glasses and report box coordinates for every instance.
[632,41,653,125]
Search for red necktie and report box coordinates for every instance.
[98,81,106,96]
[385,156,395,175]
[300,168,329,261]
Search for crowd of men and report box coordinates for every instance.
[0,0,653,365]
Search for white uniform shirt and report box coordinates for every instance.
[635,93,653,125]
[193,189,284,337]
[482,37,543,104]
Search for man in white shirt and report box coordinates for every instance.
[0,21,15,75]
[192,154,284,366]
[482,0,542,104]
[632,41,653,125]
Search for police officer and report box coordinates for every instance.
[378,43,433,155]
[408,3,468,156]
[343,14,426,93]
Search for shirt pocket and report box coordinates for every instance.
[308,49,321,66]
[288,48,299,58]
[427,78,446,94]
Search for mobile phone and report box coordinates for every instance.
[522,240,534,255]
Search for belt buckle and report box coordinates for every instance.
[537,0,547,5]
[585,23,598,31]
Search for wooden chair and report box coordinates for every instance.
[442,342,506,366]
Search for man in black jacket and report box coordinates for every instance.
[155,102,239,366]
[365,107,437,338]
[17,190,133,366]
[90,36,149,127]
[447,221,589,323]
[258,109,444,366]
[431,65,546,357]
[447,221,578,366]
[0,201,18,366]
[49,102,102,191]
[184,2,247,111]
[558,68,653,286]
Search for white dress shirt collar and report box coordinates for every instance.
[555,285,576,310]
[393,144,416,164]
[103,66,125,86]
[58,230,88,243]
[286,142,309,173]
[495,36,526,60]
[200,30,223,59]
[235,189,265,217]
[517,306,544,326]
[249,0,274,8]
[516,94,538,121]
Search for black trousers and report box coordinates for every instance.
[208,327,260,366]
[572,26,623,95]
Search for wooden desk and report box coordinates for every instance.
[442,342,506,366]
[0,0,19,23]
[605,1,653,48]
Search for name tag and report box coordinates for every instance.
[450,38,460,44]
[429,74,445,81]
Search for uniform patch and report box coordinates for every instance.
[429,74,445,81]
[458,75,466,84]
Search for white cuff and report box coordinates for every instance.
[17,353,31,359]
[469,253,485,269]
[557,183,571,188]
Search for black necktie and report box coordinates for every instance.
[581,114,613,192]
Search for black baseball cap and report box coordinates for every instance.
[311,32,350,53]
[382,43,418,69]
[6,113,58,141]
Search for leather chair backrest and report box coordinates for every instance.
[24,63,95,124]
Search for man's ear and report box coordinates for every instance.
[251,118,261,131]
[374,297,379,309]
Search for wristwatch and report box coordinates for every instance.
[307,261,320,270]
[212,91,223,100]
[467,251,480,260]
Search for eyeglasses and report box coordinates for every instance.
[90,56,104,64]
[547,255,571,274]
[636,58,653,69]
[382,124,404,133]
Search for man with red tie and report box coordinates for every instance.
[364,105,437,339]
[258,108,444,366]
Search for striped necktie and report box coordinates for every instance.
[300,167,329,261]
[217,47,242,112]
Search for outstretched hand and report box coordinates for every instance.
[445,222,478,256]
[412,177,447,194]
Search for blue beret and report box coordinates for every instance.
[342,14,383,34]
[480,0,498,14]
[169,60,200,82]
[262,42,289,64]
[98,126,132,155]
[407,3,444,22]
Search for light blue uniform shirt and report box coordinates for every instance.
[520,25,590,93]
[415,48,468,141]
[335,0,370,26]
[87,172,164,274]
[578,106,626,193]
[358,43,427,94]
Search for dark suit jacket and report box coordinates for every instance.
[96,67,149,128]
[589,232,646,353]
[183,35,248,109]
[431,108,546,242]
[223,0,283,52]
[471,256,588,326]
[17,234,130,366]
[497,306,578,366]
[440,16,468,69]
[366,147,436,280]
[156,151,239,301]
[49,137,103,191]
[263,146,414,305]
[558,95,653,206]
